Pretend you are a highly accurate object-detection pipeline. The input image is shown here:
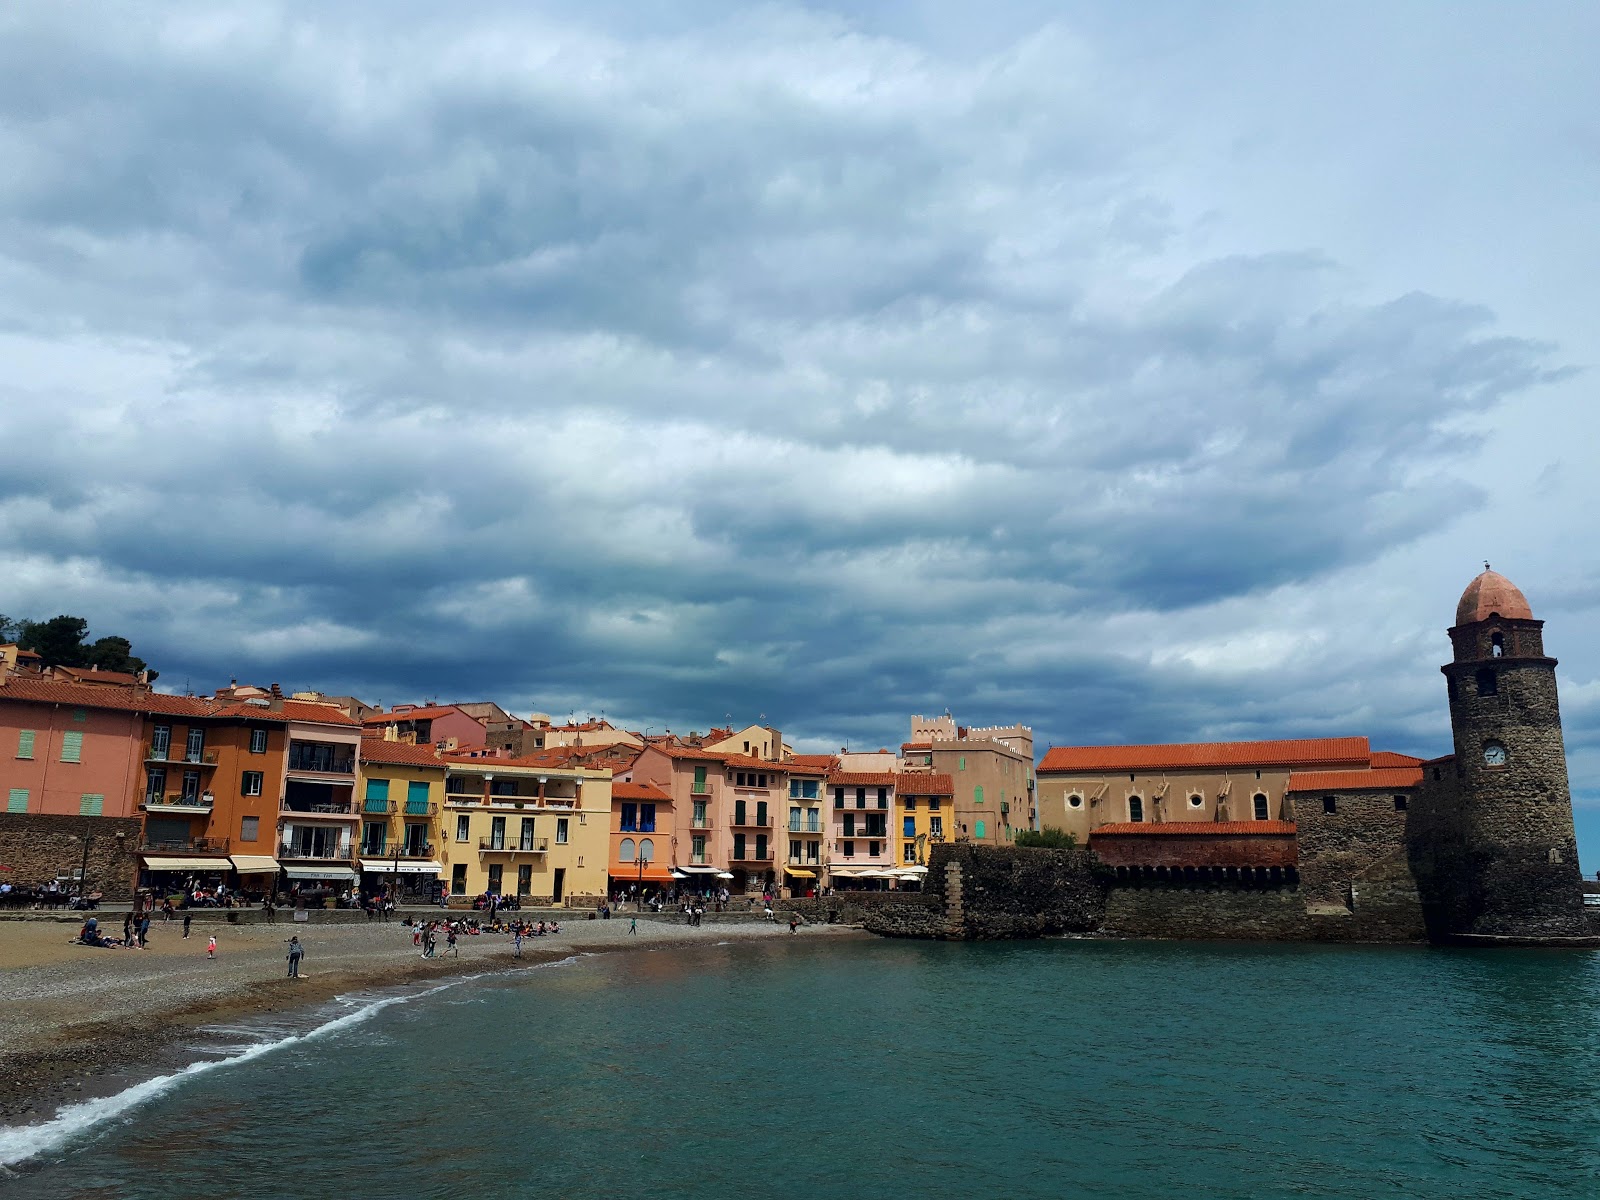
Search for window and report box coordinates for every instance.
[489,815,506,849]
[790,779,817,800]
[930,816,943,837]
[869,841,880,857]
[928,797,941,810]
[181,771,201,801]
[856,787,866,808]
[904,842,916,863]
[1491,631,1504,657]
[842,840,855,858]
[790,806,802,831]
[146,768,166,802]
[903,796,916,811]
[1393,794,1408,812]
[520,818,536,850]
[834,787,845,807]
[620,803,638,831]
[60,731,83,763]
[556,818,569,845]
[733,834,746,860]
[1128,797,1143,823]
[843,814,856,837]
[974,785,984,806]
[240,815,259,842]
[8,788,29,813]
[959,757,966,771]
[974,821,985,840]
[877,787,888,807]
[1068,794,1082,809]
[691,835,706,862]
[366,778,390,802]
[16,730,36,759]
[692,765,708,793]
[639,803,656,832]
[185,727,205,762]
[363,822,386,854]
[78,794,104,816]
[250,728,268,754]
[1189,794,1204,809]
[406,780,430,814]
[1322,796,1338,815]
[452,864,467,894]
[487,864,503,893]
[456,815,471,842]
[242,771,263,796]
[639,838,654,863]
[619,837,636,863]
[1253,794,1268,821]
[904,816,916,837]
[1476,668,1498,696]
[517,864,532,893]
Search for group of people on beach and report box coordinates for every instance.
[405,916,560,959]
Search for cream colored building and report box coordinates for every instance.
[438,755,611,906]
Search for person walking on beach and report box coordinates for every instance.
[513,927,523,958]
[207,934,217,960]
[788,913,800,934]
[628,916,638,935]
[137,914,150,948]
[182,911,192,939]
[123,912,133,944]
[286,936,304,978]
[446,926,459,957]
[413,922,423,949]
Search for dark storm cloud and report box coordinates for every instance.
[0,2,1573,760]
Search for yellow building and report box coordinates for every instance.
[896,772,954,868]
[439,755,611,906]
[357,738,448,900]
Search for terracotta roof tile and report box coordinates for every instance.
[1093,820,1297,836]
[825,771,898,787]
[785,754,836,773]
[363,705,472,725]
[212,700,360,726]
[612,781,672,802]
[1039,737,1370,774]
[721,754,787,773]
[895,773,953,796]
[1287,767,1423,792]
[0,677,210,717]
[358,739,446,768]
[1368,751,1426,768]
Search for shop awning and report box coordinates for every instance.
[229,855,280,873]
[611,866,675,882]
[282,865,358,881]
[142,855,230,871]
[784,868,817,878]
[676,865,722,874]
[360,860,442,875]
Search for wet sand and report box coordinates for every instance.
[0,913,855,1125]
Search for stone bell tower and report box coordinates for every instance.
[1437,566,1586,938]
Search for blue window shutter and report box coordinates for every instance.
[975,820,986,839]
[408,780,429,805]
[366,778,390,802]
[7,788,27,813]
[60,731,83,763]
[17,730,36,759]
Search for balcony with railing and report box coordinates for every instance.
[145,745,219,767]
[788,820,823,834]
[286,741,357,778]
[361,840,435,859]
[363,798,397,814]
[278,841,352,860]
[730,813,772,828]
[690,781,711,796]
[690,817,713,830]
[404,799,438,816]
[729,850,774,864]
[478,837,549,855]
[143,792,215,814]
[281,798,356,818]
[139,836,230,855]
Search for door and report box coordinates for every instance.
[517,864,532,895]
[451,864,467,895]
[185,727,205,763]
[487,864,503,893]
[150,725,171,760]
[552,867,565,904]
[490,816,505,850]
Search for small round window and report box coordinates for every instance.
[1188,794,1204,808]
[1067,795,1082,809]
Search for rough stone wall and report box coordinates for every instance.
[1293,788,1427,941]
[780,892,934,928]
[1436,644,1587,938]
[1102,879,1309,941]
[0,813,142,900]
[925,843,1104,938]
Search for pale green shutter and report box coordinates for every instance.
[366,778,390,801]
[6,789,27,813]
[60,731,83,763]
[17,730,35,758]
[79,794,104,816]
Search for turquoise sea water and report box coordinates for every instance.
[5,937,1600,1199]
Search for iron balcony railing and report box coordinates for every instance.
[277,842,352,859]
[363,799,396,814]
[730,815,772,828]
[144,793,214,809]
[690,818,713,830]
[281,800,355,816]
[788,821,823,833]
[140,836,230,854]
[478,837,549,853]
[730,852,774,863]
[404,800,437,816]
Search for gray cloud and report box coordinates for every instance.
[2,1,1597,859]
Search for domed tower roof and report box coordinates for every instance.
[1455,566,1533,625]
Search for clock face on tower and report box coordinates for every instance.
[1483,741,1508,767]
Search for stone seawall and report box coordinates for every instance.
[1101,879,1309,941]
[0,813,141,901]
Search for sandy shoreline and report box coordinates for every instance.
[0,913,862,1128]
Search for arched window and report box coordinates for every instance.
[1491,631,1504,657]
[639,838,654,863]
[618,837,635,862]
[1253,793,1269,821]
[974,820,986,839]
[1128,796,1144,822]
[1476,668,1498,697]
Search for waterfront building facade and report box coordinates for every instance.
[896,773,954,866]
[827,770,897,887]
[357,738,448,899]
[609,780,675,895]
[783,757,830,893]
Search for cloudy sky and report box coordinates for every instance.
[3,3,1598,854]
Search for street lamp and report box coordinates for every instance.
[636,839,653,911]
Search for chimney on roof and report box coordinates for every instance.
[269,682,284,712]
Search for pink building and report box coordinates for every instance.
[362,704,488,750]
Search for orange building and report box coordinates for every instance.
[609,780,675,896]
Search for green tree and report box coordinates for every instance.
[0,614,19,643]
[19,615,91,668]
[1014,827,1077,850]
[87,635,154,680]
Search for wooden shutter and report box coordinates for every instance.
[6,788,27,813]
[60,731,84,763]
[17,730,36,758]
[79,793,104,816]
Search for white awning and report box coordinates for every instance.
[229,855,280,873]
[714,871,735,879]
[282,865,358,880]
[142,855,229,871]
[676,865,722,874]
[359,860,443,875]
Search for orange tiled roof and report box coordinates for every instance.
[1039,737,1370,774]
[1287,767,1423,792]
[786,754,836,773]
[722,754,787,773]
[363,705,471,725]
[213,699,359,726]
[1093,820,1297,837]
[650,743,732,762]
[826,771,898,787]
[612,781,672,802]
[895,772,953,796]
[0,678,357,725]
[49,665,144,687]
[358,739,446,768]
[1369,751,1426,769]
